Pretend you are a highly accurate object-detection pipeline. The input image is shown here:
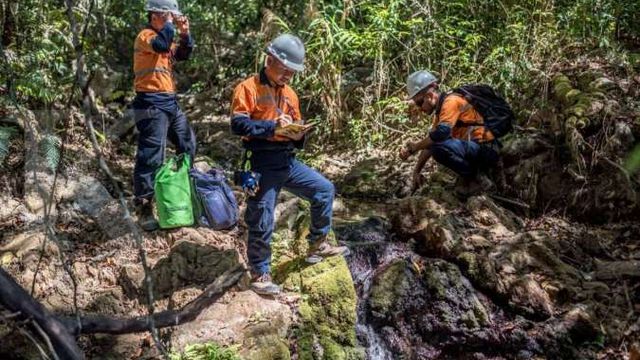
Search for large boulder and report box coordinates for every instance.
[170,290,294,359]
[276,256,361,360]
[366,258,501,358]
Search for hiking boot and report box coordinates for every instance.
[250,272,281,296]
[135,199,159,232]
[306,238,351,264]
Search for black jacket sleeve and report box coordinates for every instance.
[174,33,194,61]
[150,22,175,53]
[230,115,276,138]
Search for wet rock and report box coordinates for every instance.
[367,258,496,358]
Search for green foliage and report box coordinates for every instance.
[1,0,637,148]
[39,133,61,171]
[170,342,241,360]
[0,126,18,166]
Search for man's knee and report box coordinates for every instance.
[314,177,335,201]
[135,141,164,168]
[431,142,456,166]
[431,141,475,178]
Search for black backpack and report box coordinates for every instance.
[436,84,515,139]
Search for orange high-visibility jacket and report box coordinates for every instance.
[433,94,495,143]
[231,71,302,142]
[133,28,176,93]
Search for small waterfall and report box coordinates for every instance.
[335,216,414,360]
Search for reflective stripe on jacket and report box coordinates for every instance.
[134,28,176,93]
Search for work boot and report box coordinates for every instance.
[306,237,351,264]
[135,198,159,232]
[250,272,281,296]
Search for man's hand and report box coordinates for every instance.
[399,142,414,161]
[176,16,189,34]
[284,126,312,141]
[276,113,293,128]
[163,12,174,23]
[411,172,425,193]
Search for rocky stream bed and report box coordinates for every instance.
[1,58,639,359]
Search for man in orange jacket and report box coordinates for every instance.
[399,70,500,195]
[132,0,195,231]
[230,34,349,295]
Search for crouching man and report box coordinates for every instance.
[399,70,502,195]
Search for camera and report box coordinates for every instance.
[233,170,261,197]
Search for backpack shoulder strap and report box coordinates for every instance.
[434,91,451,123]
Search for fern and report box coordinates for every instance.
[39,133,61,171]
[0,126,18,166]
[170,343,241,360]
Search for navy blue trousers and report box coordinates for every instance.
[431,138,499,178]
[133,105,196,200]
[246,153,334,275]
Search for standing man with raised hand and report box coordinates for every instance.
[230,34,349,296]
[132,0,196,231]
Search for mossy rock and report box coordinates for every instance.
[553,74,575,105]
[369,260,413,315]
[275,256,358,360]
[244,335,291,360]
[588,77,618,93]
[629,53,640,70]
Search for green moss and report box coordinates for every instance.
[629,53,640,70]
[456,252,478,275]
[369,260,411,314]
[271,206,358,359]
[275,255,357,360]
[461,310,480,328]
[423,262,448,299]
[565,89,583,105]
[553,74,575,105]
[245,335,291,360]
[472,298,490,326]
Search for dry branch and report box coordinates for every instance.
[0,267,84,360]
[0,265,245,358]
[595,260,640,280]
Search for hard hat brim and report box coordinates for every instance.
[406,89,422,100]
[282,60,304,72]
[145,6,182,16]
[265,49,305,72]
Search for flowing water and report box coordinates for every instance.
[334,212,417,360]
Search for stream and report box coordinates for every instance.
[334,201,413,359]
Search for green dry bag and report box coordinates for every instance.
[154,153,194,229]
